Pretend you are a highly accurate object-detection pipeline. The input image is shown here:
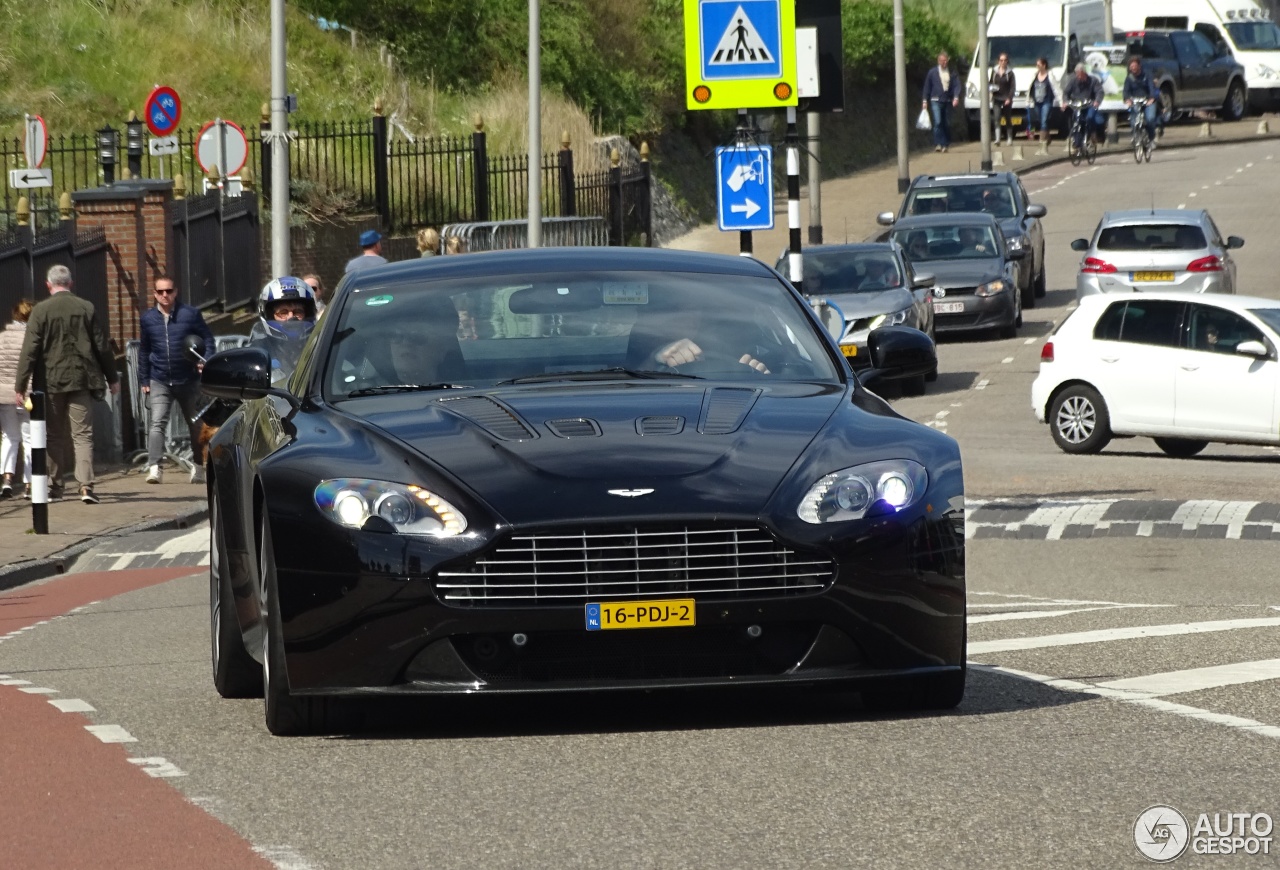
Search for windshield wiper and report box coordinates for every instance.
[497,368,701,385]
[347,383,470,397]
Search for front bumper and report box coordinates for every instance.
[932,291,1016,334]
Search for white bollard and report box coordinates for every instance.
[1258,120,1270,135]
[1011,145,1026,161]
[992,150,1005,167]
[1199,121,1214,138]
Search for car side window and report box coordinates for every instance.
[1189,30,1218,63]
[1118,299,1183,348]
[1093,301,1128,342]
[1187,305,1265,355]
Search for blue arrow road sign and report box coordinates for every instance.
[699,0,784,81]
[716,145,773,232]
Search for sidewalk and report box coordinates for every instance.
[0,462,207,591]
[667,115,1280,257]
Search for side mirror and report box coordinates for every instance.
[1226,235,1245,249]
[1026,204,1047,218]
[200,346,296,405]
[911,273,935,289]
[1070,238,1090,251]
[809,298,846,342]
[876,211,896,227]
[182,333,206,365]
[866,325,936,380]
[1235,340,1269,358]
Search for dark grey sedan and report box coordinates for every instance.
[775,242,937,394]
[890,213,1025,339]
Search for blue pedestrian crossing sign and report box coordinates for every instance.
[716,145,773,232]
[684,0,797,110]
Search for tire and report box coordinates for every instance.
[1085,136,1097,165]
[1222,80,1246,122]
[1034,262,1047,298]
[1159,86,1175,127]
[925,363,939,383]
[1144,138,1154,163]
[1049,384,1112,454]
[1133,134,1144,164]
[1021,275,1036,310]
[1154,437,1209,458]
[260,513,358,736]
[211,491,263,699]
[1069,137,1082,166]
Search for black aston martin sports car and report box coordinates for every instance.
[199,247,966,735]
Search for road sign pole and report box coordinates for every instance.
[893,0,909,193]
[786,106,803,295]
[216,118,228,194]
[979,0,993,171]
[737,110,753,257]
[807,111,821,245]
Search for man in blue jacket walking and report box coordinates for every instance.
[922,51,962,152]
[138,276,214,484]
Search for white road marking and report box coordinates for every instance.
[85,724,137,743]
[49,698,96,713]
[1247,162,1254,167]
[128,757,188,778]
[18,686,59,695]
[1137,520,1154,537]
[0,678,32,686]
[969,617,1280,655]
[968,591,1170,608]
[1023,338,1035,345]
[975,379,989,390]
[968,606,1117,624]
[1097,659,1280,697]
[253,846,324,870]
[1188,192,1197,197]
[973,664,1280,740]
[1022,500,1112,541]
[1177,204,1186,209]
[1001,357,1013,364]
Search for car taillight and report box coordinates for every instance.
[1081,257,1116,274]
[1186,255,1223,272]
[1040,341,1054,363]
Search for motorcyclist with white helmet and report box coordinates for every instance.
[248,276,317,385]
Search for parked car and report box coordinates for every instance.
[1070,208,1244,300]
[877,171,1047,309]
[198,247,966,735]
[774,242,937,395]
[1032,291,1280,455]
[888,213,1026,339]
[1125,28,1249,122]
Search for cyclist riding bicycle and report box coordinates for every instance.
[1123,56,1162,140]
[1061,63,1105,145]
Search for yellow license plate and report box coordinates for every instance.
[586,599,695,631]
[840,344,858,358]
[1132,271,1174,282]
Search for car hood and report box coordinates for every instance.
[821,288,915,319]
[915,259,1005,288]
[344,382,846,525]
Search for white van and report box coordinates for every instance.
[964,0,1108,137]
[1111,0,1280,111]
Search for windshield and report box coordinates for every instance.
[891,225,1001,261]
[986,36,1065,68]
[1248,309,1280,335]
[1097,224,1207,251]
[904,184,1017,218]
[1226,21,1280,50]
[322,269,840,398]
[777,251,903,294]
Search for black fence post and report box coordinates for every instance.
[640,142,653,247]
[29,391,48,534]
[558,133,576,218]
[472,115,490,222]
[372,101,390,229]
[608,148,623,246]
[59,191,76,280]
[259,103,272,203]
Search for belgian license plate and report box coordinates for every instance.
[934,301,965,314]
[586,599,695,631]
[1132,271,1174,282]
[840,344,858,359]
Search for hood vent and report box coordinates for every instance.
[438,396,538,441]
[699,388,761,435]
[546,418,602,438]
[636,415,685,436]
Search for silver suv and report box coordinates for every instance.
[1069,209,1244,300]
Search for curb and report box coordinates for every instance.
[1006,127,1280,178]
[0,502,209,593]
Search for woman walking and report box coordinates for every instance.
[1026,56,1060,154]
[0,299,34,497]
[990,53,1016,145]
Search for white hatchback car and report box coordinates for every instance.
[1032,292,1280,455]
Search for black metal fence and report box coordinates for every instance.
[0,114,652,245]
[0,219,109,333]
[168,189,261,313]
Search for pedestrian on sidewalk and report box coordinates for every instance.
[417,227,440,257]
[138,276,214,485]
[1026,56,1060,154]
[922,51,962,153]
[344,230,387,274]
[13,265,119,504]
[302,274,329,317]
[990,53,1016,145]
[0,299,34,498]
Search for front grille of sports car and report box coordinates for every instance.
[435,525,835,607]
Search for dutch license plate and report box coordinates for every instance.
[1132,271,1174,282]
[585,599,695,631]
[934,301,965,314]
[840,344,858,359]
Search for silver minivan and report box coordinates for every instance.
[1071,208,1244,300]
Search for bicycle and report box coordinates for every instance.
[1130,97,1155,163]
[1065,100,1097,166]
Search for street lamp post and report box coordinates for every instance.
[1104,0,1119,143]
[978,0,992,171]
[270,0,290,278]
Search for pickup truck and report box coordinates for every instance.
[1125,29,1248,122]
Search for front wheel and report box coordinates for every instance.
[210,493,263,699]
[1049,384,1112,454]
[1085,135,1097,165]
[1154,437,1208,458]
[1034,263,1047,298]
[1133,132,1145,164]
[1068,135,1082,166]
[1222,80,1246,121]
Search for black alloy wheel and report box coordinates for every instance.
[1049,384,1112,454]
[1222,81,1246,122]
[1154,437,1209,458]
[1033,261,1047,298]
[210,492,263,699]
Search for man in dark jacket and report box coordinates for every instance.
[138,276,214,485]
[1123,56,1163,138]
[1061,63,1106,143]
[922,51,962,152]
[14,264,119,503]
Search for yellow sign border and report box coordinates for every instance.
[683,0,798,111]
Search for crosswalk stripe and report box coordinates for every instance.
[1096,659,1280,697]
[968,617,1280,655]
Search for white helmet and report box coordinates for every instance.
[258,276,317,341]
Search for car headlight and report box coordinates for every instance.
[975,279,1006,297]
[966,82,979,99]
[1005,235,1025,252]
[315,478,468,536]
[868,307,911,329]
[797,460,929,524]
